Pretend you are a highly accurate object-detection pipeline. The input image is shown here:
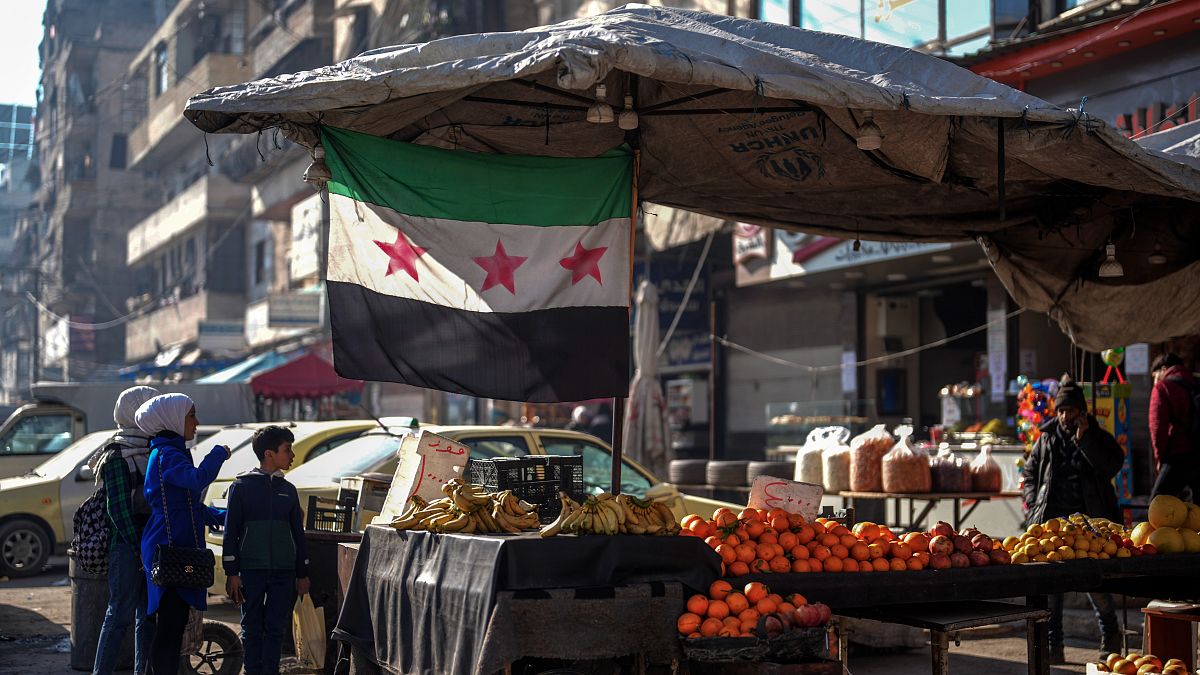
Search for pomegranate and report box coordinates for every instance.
[971,534,993,552]
[813,603,832,625]
[764,614,783,637]
[930,521,955,538]
[968,550,990,567]
[952,535,973,554]
[796,604,822,627]
[949,552,970,568]
[928,535,954,555]
[989,549,1011,565]
[776,611,794,629]
[961,527,982,540]
[928,553,952,570]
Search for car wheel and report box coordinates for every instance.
[181,621,244,675]
[0,519,50,577]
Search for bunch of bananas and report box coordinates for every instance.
[539,492,681,537]
[389,479,541,534]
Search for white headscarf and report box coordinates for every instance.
[111,386,160,454]
[135,393,195,438]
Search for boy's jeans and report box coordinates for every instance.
[239,570,297,675]
[93,541,155,675]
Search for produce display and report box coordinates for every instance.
[389,479,542,533]
[930,447,972,492]
[881,433,931,494]
[1092,651,1194,675]
[683,507,1010,576]
[849,424,893,492]
[1002,515,1138,563]
[1128,495,1200,554]
[539,492,681,537]
[677,580,831,639]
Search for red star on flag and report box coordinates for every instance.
[473,240,528,294]
[559,241,608,285]
[373,230,427,281]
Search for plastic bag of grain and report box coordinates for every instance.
[930,445,972,492]
[794,426,842,485]
[849,424,893,492]
[970,444,1003,493]
[821,427,852,494]
[881,427,931,493]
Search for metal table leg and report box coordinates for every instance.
[931,628,950,675]
[1026,595,1049,675]
[952,498,962,531]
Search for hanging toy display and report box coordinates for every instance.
[1101,347,1126,384]
[1015,375,1059,467]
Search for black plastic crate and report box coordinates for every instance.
[306,495,354,533]
[465,455,585,523]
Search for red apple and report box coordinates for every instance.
[930,521,955,538]
[950,552,970,568]
[1121,538,1135,549]
[952,535,973,554]
[928,535,954,556]
[1141,544,1158,555]
[968,550,991,567]
[971,534,993,552]
[1130,545,1144,557]
[813,603,832,625]
[928,553,952,570]
[989,549,1011,565]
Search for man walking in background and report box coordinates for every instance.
[1149,353,1198,501]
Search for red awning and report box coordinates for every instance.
[249,351,364,399]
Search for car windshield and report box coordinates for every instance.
[29,432,114,478]
[286,433,406,484]
[190,428,258,477]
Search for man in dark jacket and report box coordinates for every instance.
[1022,375,1124,662]
[1149,353,1198,500]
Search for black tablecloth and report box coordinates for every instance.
[332,525,719,675]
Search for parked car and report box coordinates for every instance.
[0,426,222,577]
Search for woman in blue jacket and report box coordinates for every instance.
[135,393,230,675]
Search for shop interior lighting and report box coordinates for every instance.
[586,85,614,124]
[1098,241,1124,278]
[856,111,883,151]
[617,94,638,130]
[303,146,332,185]
[1148,242,1167,265]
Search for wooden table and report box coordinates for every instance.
[837,491,1020,531]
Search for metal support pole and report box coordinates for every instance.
[1026,595,1050,675]
[611,396,625,495]
[931,629,950,675]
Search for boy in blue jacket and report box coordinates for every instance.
[223,426,310,675]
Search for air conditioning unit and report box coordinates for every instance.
[875,297,914,340]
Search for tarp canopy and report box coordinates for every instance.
[195,349,293,383]
[185,4,1200,350]
[249,351,364,399]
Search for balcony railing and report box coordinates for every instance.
[127,52,252,170]
[250,0,333,77]
[125,290,246,361]
[127,174,250,266]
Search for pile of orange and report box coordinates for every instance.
[681,507,930,576]
[676,579,808,638]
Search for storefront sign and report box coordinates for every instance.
[377,431,470,523]
[1125,343,1149,375]
[841,350,858,394]
[290,194,323,281]
[198,321,246,354]
[41,317,69,368]
[769,233,951,280]
[634,259,710,371]
[733,223,771,264]
[267,292,322,328]
[987,309,1007,403]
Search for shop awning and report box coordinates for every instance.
[249,351,364,399]
[196,350,293,384]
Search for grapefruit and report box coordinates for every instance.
[1177,528,1200,554]
[1130,522,1156,547]
[1147,527,1185,554]
[1148,495,1188,528]
[1185,503,1200,531]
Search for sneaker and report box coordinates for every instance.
[1049,645,1067,665]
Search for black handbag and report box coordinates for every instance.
[149,454,214,589]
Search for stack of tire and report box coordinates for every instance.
[668,459,708,486]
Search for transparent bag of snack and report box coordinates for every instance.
[821,427,852,494]
[849,424,893,492]
[930,445,972,492]
[970,444,1003,493]
[881,426,931,493]
[794,426,844,485]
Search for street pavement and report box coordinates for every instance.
[0,557,1128,674]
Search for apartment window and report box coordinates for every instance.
[759,0,793,25]
[154,42,170,96]
[109,134,127,169]
[254,239,268,286]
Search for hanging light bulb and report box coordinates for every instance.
[1097,241,1124,278]
[856,111,883,151]
[1148,241,1167,265]
[617,94,638,130]
[303,145,331,185]
[586,84,614,124]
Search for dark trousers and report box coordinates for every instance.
[239,571,296,675]
[149,589,190,675]
[1048,592,1119,648]
[1151,454,1199,501]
